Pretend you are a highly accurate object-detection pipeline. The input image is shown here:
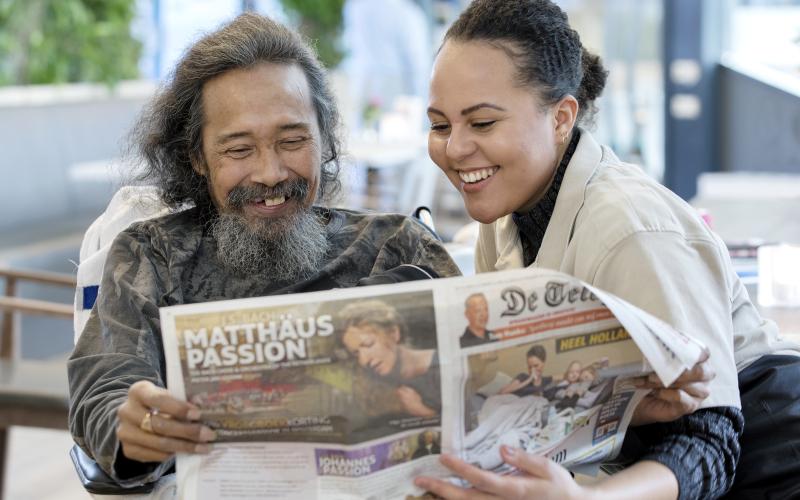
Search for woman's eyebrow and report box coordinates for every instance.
[426,103,507,117]
[461,103,506,115]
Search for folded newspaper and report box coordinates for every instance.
[160,268,707,499]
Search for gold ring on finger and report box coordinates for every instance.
[139,409,157,433]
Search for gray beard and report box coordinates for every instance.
[210,207,330,283]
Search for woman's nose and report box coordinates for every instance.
[445,126,476,161]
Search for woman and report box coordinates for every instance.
[498,344,552,397]
[415,1,800,499]
[338,299,441,418]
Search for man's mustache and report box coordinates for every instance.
[225,179,311,209]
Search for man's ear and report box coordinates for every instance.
[190,153,207,177]
[553,94,579,140]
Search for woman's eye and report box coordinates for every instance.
[472,120,496,129]
[429,123,450,133]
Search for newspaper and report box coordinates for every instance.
[160,267,707,499]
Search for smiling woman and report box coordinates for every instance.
[416,1,800,499]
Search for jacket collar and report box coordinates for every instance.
[491,129,603,271]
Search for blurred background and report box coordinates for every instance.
[0,0,798,498]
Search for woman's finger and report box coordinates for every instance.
[500,446,553,479]
[413,476,495,500]
[674,381,710,400]
[651,389,700,416]
[670,361,715,387]
[439,454,509,495]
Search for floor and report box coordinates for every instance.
[4,427,90,500]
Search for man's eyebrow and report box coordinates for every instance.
[214,123,312,146]
[426,103,507,117]
[215,131,251,146]
[278,122,312,132]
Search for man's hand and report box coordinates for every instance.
[396,385,436,417]
[116,380,217,463]
[414,447,587,500]
[630,349,714,426]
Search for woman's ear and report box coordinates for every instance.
[553,95,579,143]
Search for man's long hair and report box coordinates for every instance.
[129,13,342,212]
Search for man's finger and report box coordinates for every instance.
[120,442,172,463]
[130,381,201,421]
[117,421,211,454]
[150,413,216,442]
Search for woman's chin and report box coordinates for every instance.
[465,204,504,225]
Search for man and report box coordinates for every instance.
[460,293,493,347]
[68,13,459,487]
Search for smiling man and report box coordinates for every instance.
[68,14,459,488]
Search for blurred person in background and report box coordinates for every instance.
[415,0,800,498]
[341,0,431,131]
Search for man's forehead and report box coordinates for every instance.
[201,62,317,133]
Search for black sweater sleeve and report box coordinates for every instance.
[606,407,744,500]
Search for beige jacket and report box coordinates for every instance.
[475,131,800,409]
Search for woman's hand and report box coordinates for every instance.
[414,447,587,500]
[116,380,217,463]
[396,385,436,417]
[631,349,714,426]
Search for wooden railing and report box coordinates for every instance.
[0,267,76,360]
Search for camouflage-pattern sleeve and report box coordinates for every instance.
[67,226,173,486]
[372,215,461,279]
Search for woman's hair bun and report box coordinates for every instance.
[577,48,608,107]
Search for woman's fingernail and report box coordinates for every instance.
[414,478,428,489]
[187,408,201,420]
[195,444,211,454]
[501,445,517,457]
[200,427,217,441]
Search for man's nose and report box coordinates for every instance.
[445,126,476,162]
[249,149,289,187]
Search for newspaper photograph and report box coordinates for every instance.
[160,268,707,499]
[168,290,440,446]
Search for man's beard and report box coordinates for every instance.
[210,180,330,282]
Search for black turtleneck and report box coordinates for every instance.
[511,128,581,266]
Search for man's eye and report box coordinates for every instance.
[226,147,252,158]
[281,137,309,150]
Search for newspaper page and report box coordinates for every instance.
[160,268,707,499]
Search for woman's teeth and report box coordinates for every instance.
[459,167,497,184]
[263,196,286,207]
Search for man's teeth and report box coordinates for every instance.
[263,196,286,207]
[459,167,497,184]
